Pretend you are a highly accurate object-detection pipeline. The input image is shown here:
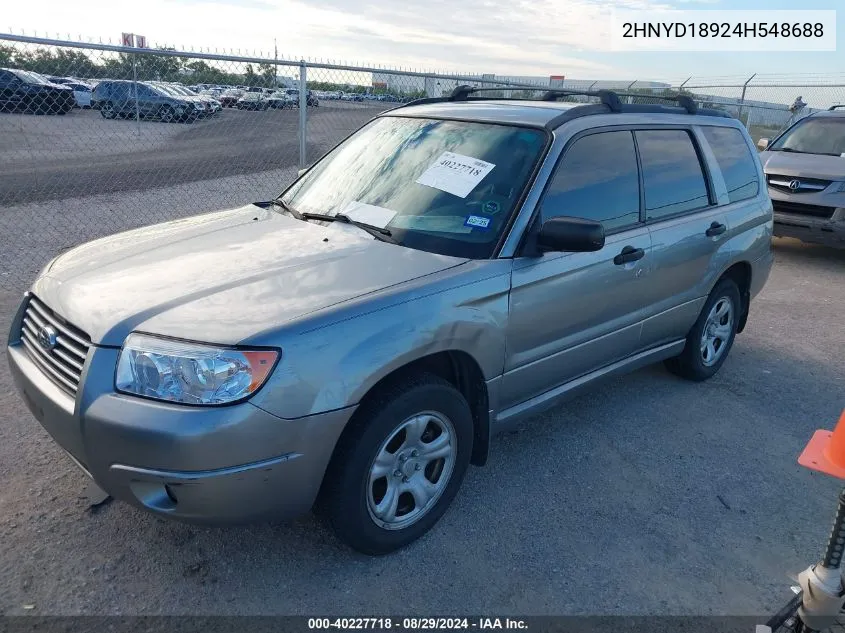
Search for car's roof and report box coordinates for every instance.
[810,109,845,118]
[384,100,579,128]
[382,99,736,129]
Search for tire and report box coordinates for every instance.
[159,105,176,123]
[100,102,116,119]
[665,278,741,381]
[319,374,474,555]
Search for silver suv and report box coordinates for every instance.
[758,106,845,248]
[8,88,773,554]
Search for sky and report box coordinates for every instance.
[4,0,844,83]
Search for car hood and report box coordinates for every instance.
[759,150,845,181]
[33,204,466,346]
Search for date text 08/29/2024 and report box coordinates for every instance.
[307,618,528,630]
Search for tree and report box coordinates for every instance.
[257,62,276,86]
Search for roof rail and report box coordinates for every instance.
[540,89,622,112]
[614,92,698,114]
[397,84,728,121]
[828,104,845,111]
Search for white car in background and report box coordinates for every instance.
[66,82,93,108]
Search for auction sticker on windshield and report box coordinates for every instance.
[416,152,496,198]
[341,201,397,228]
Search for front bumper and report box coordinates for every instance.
[774,211,845,248]
[7,308,354,525]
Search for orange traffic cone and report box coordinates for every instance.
[799,410,845,479]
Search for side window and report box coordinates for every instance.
[636,130,710,221]
[0,70,16,85]
[541,131,640,233]
[700,126,760,203]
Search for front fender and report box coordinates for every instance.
[249,267,512,419]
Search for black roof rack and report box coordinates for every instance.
[614,92,698,114]
[828,104,845,111]
[397,84,731,123]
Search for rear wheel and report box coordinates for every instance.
[319,374,473,555]
[665,278,741,381]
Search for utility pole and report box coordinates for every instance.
[274,38,278,87]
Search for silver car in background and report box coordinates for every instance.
[758,106,845,248]
[8,88,773,554]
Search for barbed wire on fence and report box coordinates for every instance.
[1,31,844,290]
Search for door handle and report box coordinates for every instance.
[706,222,726,237]
[613,245,645,265]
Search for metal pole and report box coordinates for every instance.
[298,60,307,169]
[132,50,140,135]
[274,38,278,87]
[738,73,756,126]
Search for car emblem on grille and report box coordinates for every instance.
[788,179,802,191]
[37,325,58,351]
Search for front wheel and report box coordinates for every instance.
[159,105,176,123]
[319,374,473,555]
[100,102,116,119]
[665,278,741,381]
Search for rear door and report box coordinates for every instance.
[636,127,730,348]
[501,129,652,410]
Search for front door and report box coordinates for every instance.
[501,129,653,411]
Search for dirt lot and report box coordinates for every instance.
[0,237,843,617]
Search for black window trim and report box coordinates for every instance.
[697,124,761,205]
[524,125,646,251]
[632,125,718,226]
[517,123,724,256]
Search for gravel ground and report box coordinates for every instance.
[0,236,843,617]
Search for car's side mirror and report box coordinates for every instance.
[757,138,770,150]
[536,216,605,253]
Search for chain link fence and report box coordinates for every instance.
[1,32,844,290]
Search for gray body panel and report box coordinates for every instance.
[7,100,774,525]
[759,148,845,248]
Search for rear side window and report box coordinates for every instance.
[636,130,710,221]
[541,130,640,232]
[700,126,759,203]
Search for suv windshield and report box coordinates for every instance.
[280,116,547,259]
[769,116,845,156]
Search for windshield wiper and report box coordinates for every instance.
[776,147,808,154]
[300,212,397,244]
[267,198,304,219]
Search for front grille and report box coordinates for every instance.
[767,174,832,194]
[772,200,837,219]
[19,296,91,395]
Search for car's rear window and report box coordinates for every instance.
[280,116,548,259]
[701,126,759,203]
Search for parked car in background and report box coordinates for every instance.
[8,89,772,555]
[757,106,845,248]
[92,80,203,122]
[0,68,75,114]
[341,92,364,102]
[66,82,93,108]
[153,83,214,117]
[285,88,319,106]
[218,89,244,108]
[236,92,268,110]
[267,91,296,109]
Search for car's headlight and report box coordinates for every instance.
[116,333,279,405]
